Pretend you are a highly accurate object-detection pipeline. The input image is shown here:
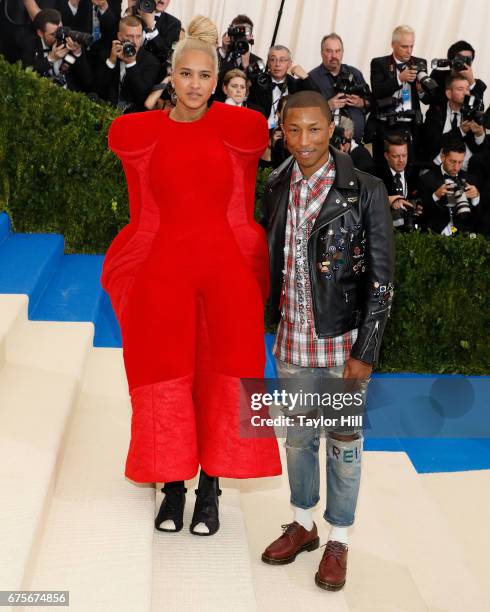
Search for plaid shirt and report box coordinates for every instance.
[273,158,358,367]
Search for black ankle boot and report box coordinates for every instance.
[189,470,222,536]
[155,481,187,532]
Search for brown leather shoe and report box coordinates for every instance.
[261,522,319,565]
[315,540,348,591]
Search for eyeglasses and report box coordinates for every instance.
[269,57,289,64]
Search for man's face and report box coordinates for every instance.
[155,0,170,12]
[392,33,414,63]
[441,151,465,176]
[268,49,292,81]
[283,106,334,178]
[39,22,60,47]
[118,23,143,52]
[385,144,408,173]
[321,37,343,74]
[446,79,470,105]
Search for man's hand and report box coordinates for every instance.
[345,94,364,108]
[460,119,472,134]
[343,357,372,381]
[271,127,284,143]
[65,36,82,56]
[328,92,347,110]
[434,183,452,199]
[469,120,485,137]
[459,65,475,86]
[399,66,417,83]
[48,41,70,62]
[138,9,156,30]
[109,39,123,64]
[290,62,308,80]
[389,196,413,210]
[464,183,480,199]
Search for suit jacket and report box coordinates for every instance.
[55,0,121,34]
[468,147,490,236]
[419,164,479,233]
[374,161,420,199]
[21,31,92,92]
[96,47,160,111]
[350,144,375,174]
[144,11,181,68]
[422,102,485,161]
[214,51,263,103]
[308,63,371,142]
[370,54,425,112]
[247,74,319,121]
[423,69,486,107]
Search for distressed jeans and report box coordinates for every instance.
[275,358,364,527]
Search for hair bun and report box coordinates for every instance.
[186,15,218,46]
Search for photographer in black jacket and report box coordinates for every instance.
[21,8,92,92]
[95,15,160,112]
[426,40,486,107]
[137,0,180,72]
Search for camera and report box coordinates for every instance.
[431,54,472,72]
[134,0,156,13]
[392,198,421,231]
[444,177,471,218]
[331,126,352,150]
[227,25,253,58]
[377,96,423,127]
[122,41,137,57]
[247,59,271,89]
[55,26,93,47]
[334,70,370,97]
[406,60,438,94]
[461,94,485,125]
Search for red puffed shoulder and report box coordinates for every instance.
[210,102,269,155]
[107,110,163,155]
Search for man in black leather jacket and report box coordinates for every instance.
[261,91,394,592]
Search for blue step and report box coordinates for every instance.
[32,255,105,323]
[0,213,10,245]
[0,232,64,316]
[94,290,122,348]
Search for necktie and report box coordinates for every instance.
[451,112,459,131]
[396,62,406,71]
[273,82,285,91]
[394,172,404,195]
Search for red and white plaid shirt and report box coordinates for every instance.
[273,157,358,367]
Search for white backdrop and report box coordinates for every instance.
[166,0,490,105]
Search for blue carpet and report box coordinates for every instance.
[0,212,488,474]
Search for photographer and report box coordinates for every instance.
[426,40,487,107]
[331,116,374,174]
[247,45,318,129]
[309,33,371,143]
[420,139,480,235]
[95,15,160,112]
[137,0,181,69]
[370,25,431,164]
[422,74,486,169]
[20,8,92,91]
[374,134,423,230]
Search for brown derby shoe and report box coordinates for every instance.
[261,522,319,565]
[315,540,348,591]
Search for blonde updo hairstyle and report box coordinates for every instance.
[171,15,219,75]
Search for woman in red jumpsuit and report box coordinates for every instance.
[101,16,281,536]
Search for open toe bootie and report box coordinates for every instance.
[190,470,222,536]
[155,481,187,532]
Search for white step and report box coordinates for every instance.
[0,294,27,371]
[0,364,77,591]
[239,445,487,611]
[152,482,258,612]
[25,347,155,612]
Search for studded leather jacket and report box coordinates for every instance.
[263,147,395,365]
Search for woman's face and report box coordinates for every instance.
[223,77,247,104]
[172,49,217,113]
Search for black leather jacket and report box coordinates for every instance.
[263,147,395,365]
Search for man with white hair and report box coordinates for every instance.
[370,25,429,163]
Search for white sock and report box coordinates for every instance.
[329,525,348,545]
[293,506,314,531]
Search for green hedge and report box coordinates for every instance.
[1,56,489,374]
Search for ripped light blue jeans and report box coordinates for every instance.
[276,358,364,527]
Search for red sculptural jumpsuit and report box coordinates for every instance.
[101,102,282,483]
